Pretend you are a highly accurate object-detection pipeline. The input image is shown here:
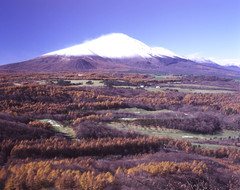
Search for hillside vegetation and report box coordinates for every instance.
[0,72,240,189]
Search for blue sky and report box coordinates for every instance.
[0,0,240,66]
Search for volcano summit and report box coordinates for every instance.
[1,33,239,77]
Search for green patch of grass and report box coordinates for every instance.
[108,122,239,141]
[113,86,137,89]
[40,119,75,139]
[108,122,189,138]
[67,80,105,87]
[36,80,47,85]
[187,89,235,93]
[191,143,239,150]
[119,118,137,121]
[116,108,173,114]
[170,83,223,89]
[13,83,21,86]
[146,87,235,93]
[152,74,181,80]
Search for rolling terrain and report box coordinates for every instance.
[0,72,240,189]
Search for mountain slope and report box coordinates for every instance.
[1,33,240,77]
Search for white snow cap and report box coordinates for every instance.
[45,33,178,58]
[186,53,240,67]
[150,47,178,57]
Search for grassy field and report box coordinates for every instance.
[152,74,182,80]
[144,81,235,93]
[162,83,224,89]
[146,87,235,93]
[191,143,239,150]
[37,80,47,85]
[40,119,75,139]
[99,108,194,120]
[107,107,239,150]
[119,118,137,121]
[98,108,174,116]
[115,108,173,114]
[108,122,239,141]
[49,78,236,94]
[67,79,105,87]
[34,79,235,93]
[114,85,137,89]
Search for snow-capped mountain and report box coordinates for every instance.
[1,33,240,78]
[45,33,178,58]
[186,56,215,64]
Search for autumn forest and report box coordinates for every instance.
[0,72,240,189]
